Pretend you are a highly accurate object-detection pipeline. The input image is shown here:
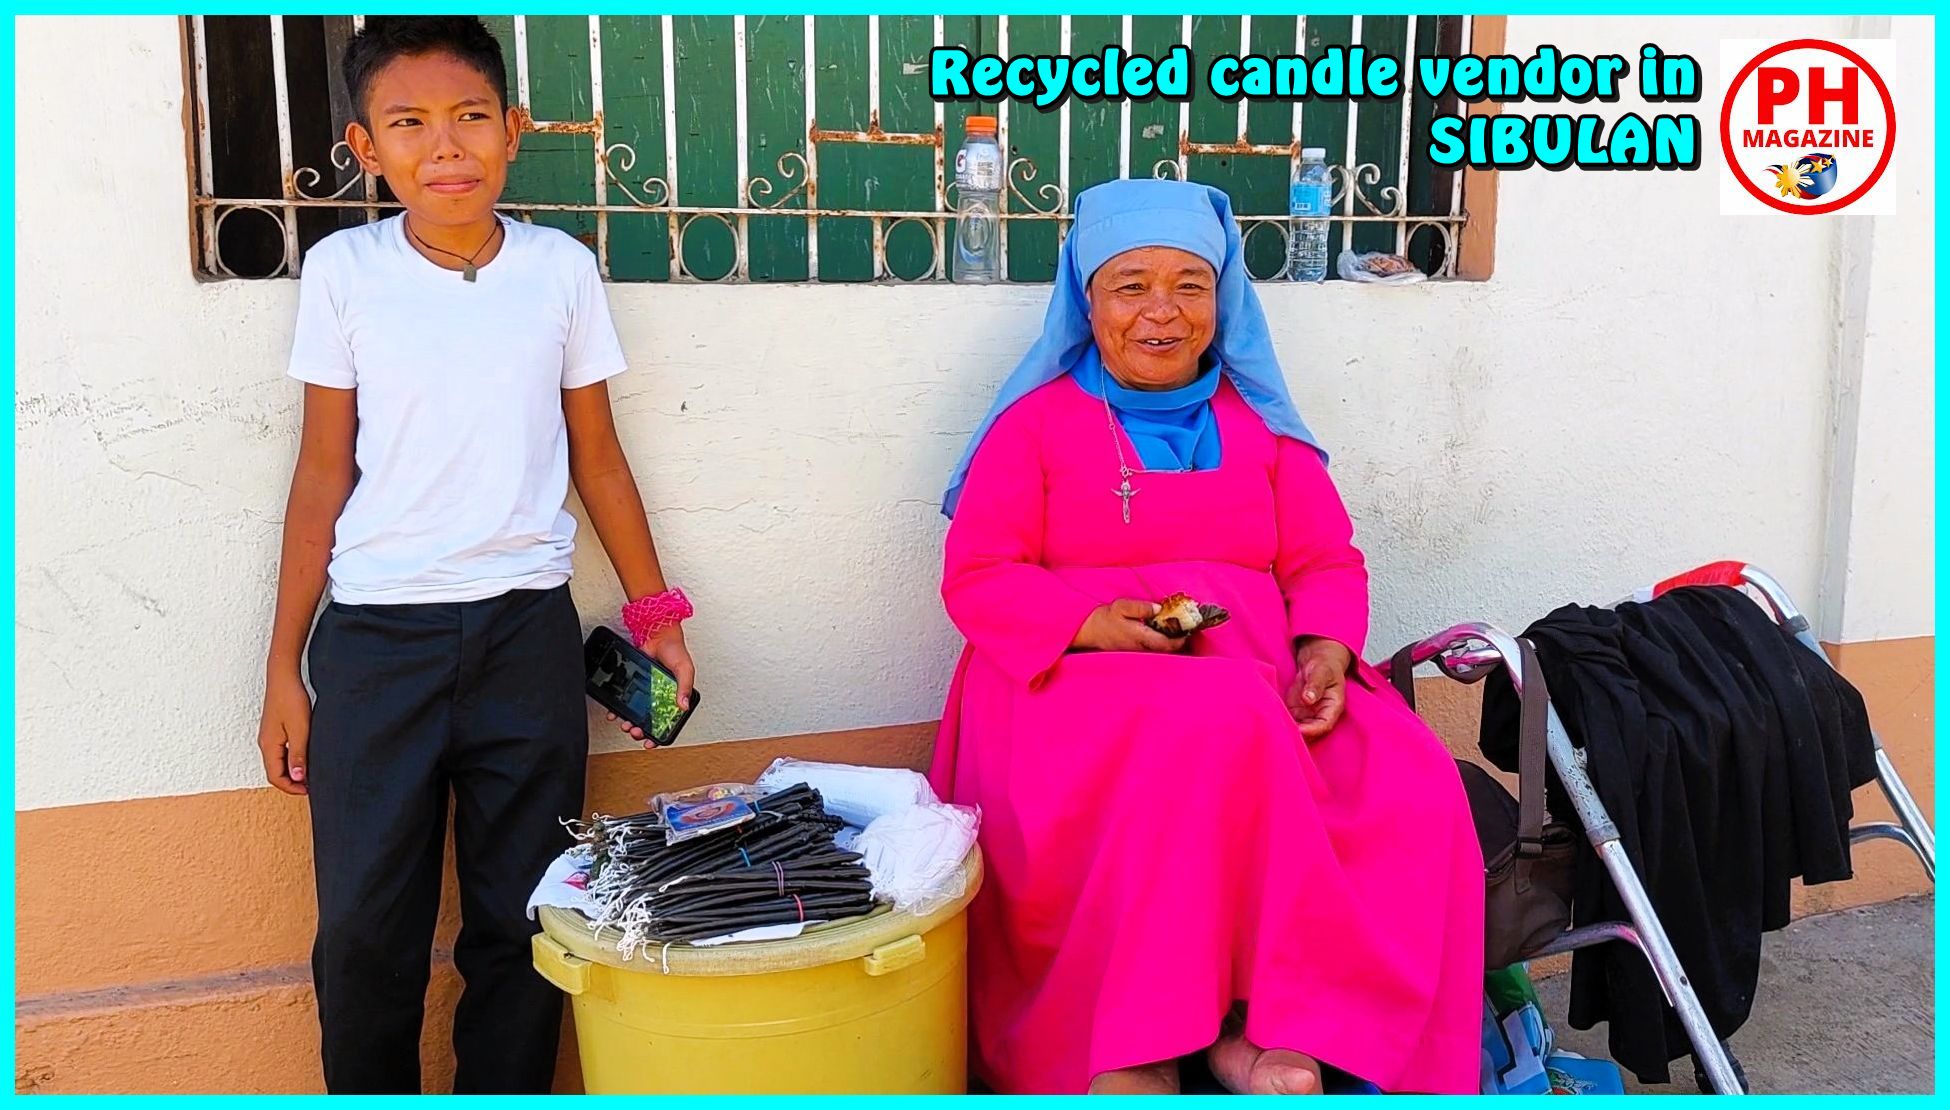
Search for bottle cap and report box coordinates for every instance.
[965,115,998,134]
[1300,146,1326,159]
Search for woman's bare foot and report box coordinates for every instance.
[1087,1060,1182,1094]
[1207,1029,1324,1095]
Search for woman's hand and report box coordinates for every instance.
[258,668,312,795]
[606,627,696,747]
[1071,599,1188,654]
[1286,636,1353,740]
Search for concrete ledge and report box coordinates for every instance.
[13,954,572,1095]
[18,964,328,1094]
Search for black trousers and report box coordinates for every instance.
[306,584,587,1094]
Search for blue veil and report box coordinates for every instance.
[940,177,1324,517]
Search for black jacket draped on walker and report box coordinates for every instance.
[1479,585,1877,1083]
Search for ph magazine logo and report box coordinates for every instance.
[1718,38,1897,216]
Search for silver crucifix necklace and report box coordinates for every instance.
[1098,377,1193,525]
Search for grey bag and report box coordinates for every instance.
[1390,637,1576,969]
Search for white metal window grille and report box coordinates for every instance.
[188,15,1474,282]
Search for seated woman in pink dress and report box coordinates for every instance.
[929,179,1484,1095]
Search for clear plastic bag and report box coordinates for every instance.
[754,757,937,828]
[649,782,760,844]
[1337,249,1427,285]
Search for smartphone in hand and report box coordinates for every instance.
[584,626,701,747]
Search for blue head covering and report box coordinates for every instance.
[940,178,1325,516]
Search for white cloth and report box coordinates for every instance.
[288,215,629,605]
[854,803,981,915]
[526,847,603,921]
[755,758,938,828]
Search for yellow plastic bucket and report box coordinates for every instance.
[533,846,983,1094]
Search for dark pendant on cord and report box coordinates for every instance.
[406,217,500,283]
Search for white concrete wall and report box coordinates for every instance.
[15,15,1932,810]
[1820,17,1936,643]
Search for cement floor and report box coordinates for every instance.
[1536,895,1935,1094]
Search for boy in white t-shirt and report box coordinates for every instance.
[254,17,689,1093]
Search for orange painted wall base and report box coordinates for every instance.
[16,724,934,1094]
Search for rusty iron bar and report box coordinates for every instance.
[807,121,941,147]
[587,14,609,277]
[519,107,604,136]
[1182,135,1304,157]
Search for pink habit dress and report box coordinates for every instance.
[927,375,1486,1094]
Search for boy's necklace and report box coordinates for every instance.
[405,216,503,282]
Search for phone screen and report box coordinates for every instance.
[589,638,686,743]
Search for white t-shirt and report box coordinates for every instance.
[287,215,628,605]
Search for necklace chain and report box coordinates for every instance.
[1097,374,1196,525]
[406,216,503,281]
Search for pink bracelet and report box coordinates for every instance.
[623,588,693,647]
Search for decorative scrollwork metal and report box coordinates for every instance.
[1403,219,1462,276]
[1329,162,1395,218]
[1238,218,1294,281]
[882,216,942,281]
[208,204,294,278]
[600,142,673,209]
[673,212,740,281]
[1005,156,1066,216]
[291,141,367,202]
[746,150,811,210]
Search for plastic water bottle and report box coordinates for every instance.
[952,116,1002,284]
[1287,147,1332,282]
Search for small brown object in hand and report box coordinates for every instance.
[1147,592,1232,638]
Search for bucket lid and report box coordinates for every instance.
[538,845,984,976]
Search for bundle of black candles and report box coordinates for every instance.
[574,783,878,953]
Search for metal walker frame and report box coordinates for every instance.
[1379,561,1935,1094]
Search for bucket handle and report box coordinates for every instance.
[863,933,926,977]
[533,932,591,996]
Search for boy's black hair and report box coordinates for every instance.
[343,16,510,125]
